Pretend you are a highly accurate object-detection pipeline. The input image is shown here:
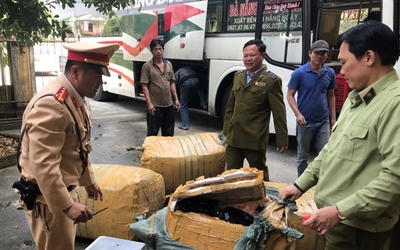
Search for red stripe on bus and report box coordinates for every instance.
[123,19,158,57]
[164,4,205,31]
[108,67,134,86]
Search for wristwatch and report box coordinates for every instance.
[336,205,346,220]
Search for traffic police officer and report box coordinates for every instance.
[17,41,119,250]
[223,39,288,181]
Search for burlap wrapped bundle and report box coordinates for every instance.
[140,132,226,195]
[131,168,324,250]
[76,164,165,240]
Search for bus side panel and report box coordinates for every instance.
[263,31,302,64]
[266,64,296,136]
[205,36,251,60]
[208,59,244,116]
[121,11,158,62]
[163,1,207,60]
[382,0,394,30]
[105,60,135,98]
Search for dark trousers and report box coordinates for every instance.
[389,216,400,250]
[147,105,175,136]
[324,223,392,250]
[225,144,269,181]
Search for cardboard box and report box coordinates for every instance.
[77,164,166,240]
[166,169,324,249]
[167,168,265,249]
[265,182,319,216]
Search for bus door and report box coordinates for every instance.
[163,1,208,60]
[120,11,159,62]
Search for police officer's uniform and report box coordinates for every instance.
[18,41,119,250]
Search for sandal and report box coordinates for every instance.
[178,126,189,130]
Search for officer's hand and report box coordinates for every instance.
[279,184,302,201]
[302,206,341,235]
[63,203,92,223]
[85,183,103,201]
[276,145,288,153]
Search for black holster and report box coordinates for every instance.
[12,178,41,210]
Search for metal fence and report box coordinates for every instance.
[0,39,71,119]
[0,40,69,90]
[33,40,68,92]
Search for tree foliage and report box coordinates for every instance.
[0,0,136,45]
[101,17,122,37]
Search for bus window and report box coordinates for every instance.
[225,0,257,33]
[158,13,164,35]
[206,0,223,33]
[224,0,302,33]
[338,8,379,34]
[318,1,381,67]
[262,0,303,65]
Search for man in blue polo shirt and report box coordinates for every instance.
[287,40,336,176]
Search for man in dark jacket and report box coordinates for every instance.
[175,66,207,130]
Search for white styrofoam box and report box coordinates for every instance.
[85,236,146,250]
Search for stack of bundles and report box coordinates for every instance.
[76,164,165,240]
[131,168,314,250]
[166,168,304,249]
[140,132,226,195]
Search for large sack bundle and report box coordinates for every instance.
[130,168,324,249]
[140,132,226,195]
[164,168,324,250]
[76,164,165,240]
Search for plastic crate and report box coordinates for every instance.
[334,74,350,110]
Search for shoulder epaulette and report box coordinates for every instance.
[54,87,68,103]
[362,87,376,104]
[235,69,245,74]
[70,96,78,109]
[266,70,277,79]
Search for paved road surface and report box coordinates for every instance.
[0,96,307,250]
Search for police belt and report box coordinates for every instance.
[39,185,76,194]
[23,179,76,195]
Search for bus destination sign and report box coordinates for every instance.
[226,0,302,32]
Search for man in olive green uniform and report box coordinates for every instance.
[223,39,288,181]
[279,21,400,250]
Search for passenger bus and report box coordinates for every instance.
[81,0,399,136]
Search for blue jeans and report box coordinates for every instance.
[296,118,330,176]
[180,78,206,127]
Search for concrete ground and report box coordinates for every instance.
[0,97,303,250]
